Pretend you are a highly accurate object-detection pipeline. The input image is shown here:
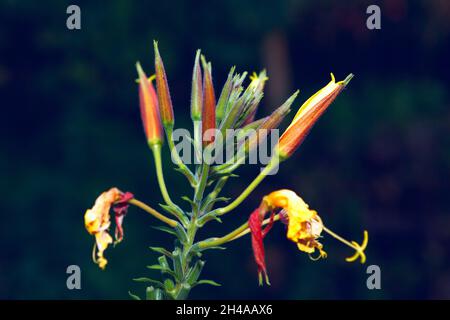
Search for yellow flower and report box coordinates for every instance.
[262,189,368,262]
[84,187,122,269]
[263,189,327,258]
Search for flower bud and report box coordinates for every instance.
[201,55,216,146]
[136,62,164,146]
[276,73,353,158]
[153,41,174,127]
[190,49,203,121]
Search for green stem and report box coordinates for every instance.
[194,163,209,211]
[166,125,197,187]
[198,214,280,249]
[215,155,280,216]
[128,198,177,227]
[151,143,185,222]
[193,120,202,165]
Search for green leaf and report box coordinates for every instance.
[145,286,164,300]
[175,283,192,300]
[186,260,205,286]
[158,255,170,269]
[158,203,188,225]
[195,279,221,287]
[146,265,176,278]
[197,212,222,226]
[128,291,141,300]
[201,246,227,251]
[149,247,172,258]
[152,225,177,236]
[133,278,164,288]
[181,196,198,211]
[164,279,175,292]
[174,224,188,244]
[172,248,183,278]
[201,197,230,211]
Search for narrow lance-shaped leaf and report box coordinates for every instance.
[194,279,222,287]
[186,260,205,285]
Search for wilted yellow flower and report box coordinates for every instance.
[263,189,327,258]
[84,187,122,269]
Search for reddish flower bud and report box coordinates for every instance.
[277,73,353,158]
[201,56,216,146]
[153,41,174,127]
[136,62,164,146]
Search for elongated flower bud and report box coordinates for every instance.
[215,66,235,125]
[190,49,203,121]
[276,73,353,158]
[244,90,297,153]
[201,55,216,146]
[153,41,174,127]
[136,62,164,146]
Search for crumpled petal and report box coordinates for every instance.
[113,192,134,244]
[264,189,326,257]
[249,207,274,286]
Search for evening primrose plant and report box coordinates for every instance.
[84,41,368,299]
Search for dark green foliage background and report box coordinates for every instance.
[1,0,449,299]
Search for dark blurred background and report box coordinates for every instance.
[1,0,449,299]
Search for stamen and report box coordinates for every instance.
[308,252,323,261]
[323,226,368,264]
